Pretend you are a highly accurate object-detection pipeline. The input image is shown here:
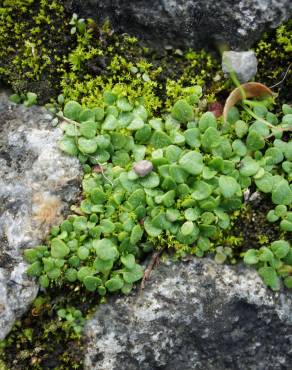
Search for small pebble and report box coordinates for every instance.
[222,50,258,83]
[133,160,153,177]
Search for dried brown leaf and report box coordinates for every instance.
[223,82,273,122]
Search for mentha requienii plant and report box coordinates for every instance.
[24,87,292,293]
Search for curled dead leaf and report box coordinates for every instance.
[31,308,40,317]
[223,82,274,122]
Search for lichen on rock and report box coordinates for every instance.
[0,90,81,339]
[84,258,292,370]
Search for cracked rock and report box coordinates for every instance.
[0,90,82,339]
[84,258,292,370]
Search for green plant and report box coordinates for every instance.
[25,87,292,292]
[3,6,291,368]
[57,307,86,336]
[0,0,71,101]
[214,246,233,264]
[244,240,292,290]
[10,91,37,106]
[69,13,86,35]
[267,205,292,231]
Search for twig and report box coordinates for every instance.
[56,112,81,126]
[265,126,292,139]
[269,63,291,89]
[90,160,113,186]
[140,250,163,290]
[241,104,276,129]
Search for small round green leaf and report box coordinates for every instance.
[64,101,82,120]
[51,239,70,259]
[181,221,194,236]
[93,239,118,260]
[39,275,49,288]
[198,112,217,132]
[258,266,280,291]
[121,254,136,269]
[244,249,259,265]
[105,276,124,292]
[78,137,98,154]
[122,264,144,283]
[65,268,78,282]
[59,137,78,156]
[77,266,95,282]
[26,261,43,277]
[219,175,240,198]
[80,120,97,139]
[272,179,292,205]
[77,246,90,260]
[84,276,102,292]
[171,99,194,123]
[191,181,212,200]
[271,240,290,259]
[179,151,203,175]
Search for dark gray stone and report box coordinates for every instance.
[0,91,82,339]
[84,258,292,370]
[73,0,292,50]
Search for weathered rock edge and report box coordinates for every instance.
[84,258,292,370]
[73,0,292,50]
[0,91,82,339]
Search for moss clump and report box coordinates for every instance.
[255,20,292,105]
[60,20,222,114]
[0,284,101,369]
[0,0,73,103]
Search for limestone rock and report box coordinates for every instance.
[73,0,292,50]
[222,50,258,83]
[0,91,82,339]
[84,258,292,370]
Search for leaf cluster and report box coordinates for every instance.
[244,240,292,290]
[57,307,86,336]
[26,88,292,292]
[10,92,37,107]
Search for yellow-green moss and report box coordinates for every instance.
[254,20,292,104]
[0,0,72,101]
[276,21,292,52]
[59,21,222,115]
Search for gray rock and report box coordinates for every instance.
[133,160,153,177]
[84,258,292,370]
[222,50,258,83]
[0,91,82,339]
[73,0,292,50]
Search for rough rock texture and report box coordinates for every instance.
[84,258,292,370]
[222,50,258,83]
[73,0,292,50]
[0,91,81,339]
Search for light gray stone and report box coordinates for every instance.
[222,50,258,83]
[73,0,292,50]
[84,258,292,370]
[0,91,82,339]
[133,160,153,177]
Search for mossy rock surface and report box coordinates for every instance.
[0,2,291,369]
